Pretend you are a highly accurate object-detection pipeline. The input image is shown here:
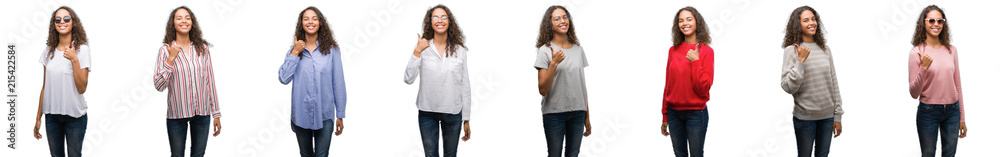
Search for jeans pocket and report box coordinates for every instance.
[918,103,932,113]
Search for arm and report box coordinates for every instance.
[34,68,45,139]
[780,46,805,94]
[205,51,221,119]
[952,49,964,122]
[68,47,89,94]
[828,50,844,122]
[403,50,422,85]
[662,48,673,122]
[153,46,175,92]
[460,52,471,121]
[908,48,927,99]
[536,48,558,96]
[278,49,300,84]
[689,46,714,97]
[332,49,347,119]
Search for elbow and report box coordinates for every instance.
[538,87,548,96]
[77,88,86,94]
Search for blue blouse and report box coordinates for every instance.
[278,43,347,130]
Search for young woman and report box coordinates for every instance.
[153,6,222,157]
[779,6,844,157]
[32,6,91,157]
[907,5,968,157]
[278,6,347,157]
[403,4,472,157]
[660,6,714,157]
[534,5,592,157]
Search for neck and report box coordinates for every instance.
[433,33,447,45]
[58,33,72,47]
[175,33,191,46]
[305,33,318,44]
[801,34,815,43]
[552,33,570,47]
[684,35,698,44]
[925,34,942,48]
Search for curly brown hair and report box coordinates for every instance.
[295,6,339,55]
[911,5,951,53]
[535,5,579,48]
[421,4,465,57]
[671,6,711,49]
[162,6,211,55]
[782,6,827,51]
[45,6,88,59]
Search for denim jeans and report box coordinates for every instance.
[292,120,334,157]
[542,111,586,157]
[793,117,833,157]
[418,111,463,157]
[666,107,709,157]
[45,114,88,157]
[917,101,960,157]
[166,115,211,157]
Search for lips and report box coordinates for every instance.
[307,26,315,30]
[559,25,567,29]
[180,25,189,29]
[682,27,690,31]
[58,25,68,30]
[807,25,815,31]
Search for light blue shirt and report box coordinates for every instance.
[278,43,347,130]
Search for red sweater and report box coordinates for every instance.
[662,43,714,122]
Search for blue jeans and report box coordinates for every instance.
[917,101,960,157]
[291,120,334,157]
[542,111,585,157]
[45,114,87,157]
[418,111,462,157]
[166,115,211,157]
[666,107,709,157]
[793,117,833,157]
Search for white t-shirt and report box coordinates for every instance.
[38,45,91,118]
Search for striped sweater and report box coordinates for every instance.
[780,43,844,122]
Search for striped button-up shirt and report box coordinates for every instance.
[154,42,221,119]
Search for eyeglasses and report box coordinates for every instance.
[553,15,570,22]
[431,15,449,21]
[925,18,946,25]
[53,16,72,23]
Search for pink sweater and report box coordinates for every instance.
[908,45,965,122]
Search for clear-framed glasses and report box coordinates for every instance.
[431,15,449,21]
[553,15,569,22]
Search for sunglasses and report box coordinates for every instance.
[431,15,449,21]
[925,18,946,25]
[53,16,72,24]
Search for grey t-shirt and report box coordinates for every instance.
[534,43,589,114]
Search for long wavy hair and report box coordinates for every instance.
[295,6,339,55]
[162,6,210,55]
[535,5,579,48]
[911,5,951,53]
[420,4,466,57]
[782,6,827,51]
[671,6,711,50]
[45,6,88,59]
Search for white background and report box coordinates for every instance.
[2,0,998,156]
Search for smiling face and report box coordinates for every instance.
[678,10,696,37]
[302,9,320,35]
[799,10,817,37]
[53,9,72,35]
[173,9,192,34]
[924,10,943,38]
[550,8,569,34]
[431,8,449,34]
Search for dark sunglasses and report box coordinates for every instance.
[924,18,946,25]
[53,16,72,23]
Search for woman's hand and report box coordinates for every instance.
[661,121,669,136]
[550,46,565,65]
[414,34,429,57]
[212,117,222,137]
[292,35,306,57]
[795,44,810,63]
[959,122,967,138]
[462,121,471,141]
[62,41,78,62]
[833,122,842,138]
[335,118,344,136]
[686,44,700,61]
[919,53,934,70]
[583,116,592,137]
[33,120,42,139]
